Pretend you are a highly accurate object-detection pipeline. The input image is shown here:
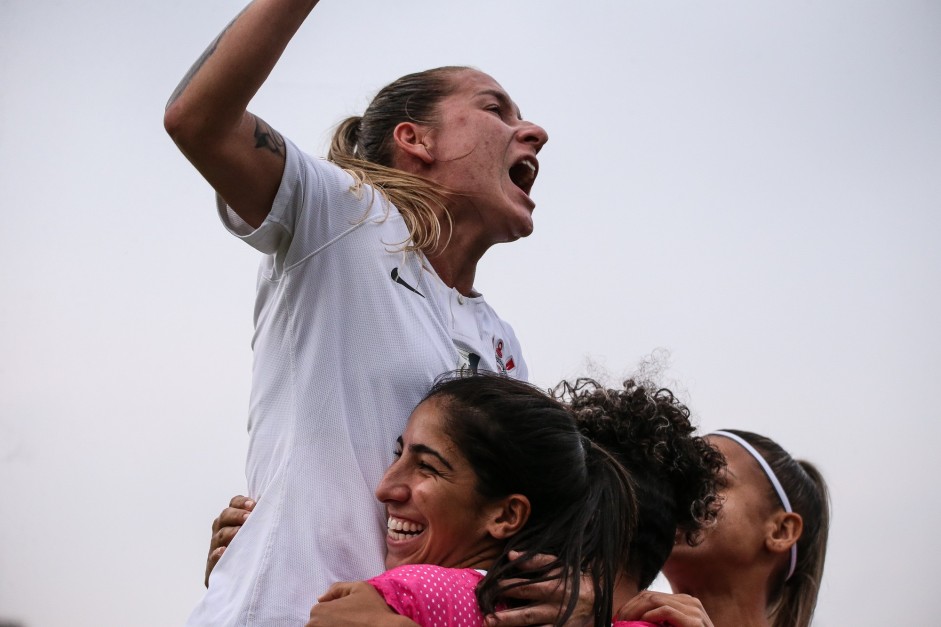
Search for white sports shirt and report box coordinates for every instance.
[186,138,528,626]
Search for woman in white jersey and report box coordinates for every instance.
[651,430,831,627]
[164,1,547,624]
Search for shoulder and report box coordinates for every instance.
[368,565,483,623]
[375,563,479,581]
[370,565,484,592]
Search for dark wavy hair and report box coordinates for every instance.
[717,430,830,627]
[554,378,725,589]
[424,372,635,627]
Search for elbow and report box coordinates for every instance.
[163,100,194,147]
[164,98,239,154]
[163,99,218,156]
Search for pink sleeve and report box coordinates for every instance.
[366,564,487,626]
[613,622,662,627]
[367,569,421,620]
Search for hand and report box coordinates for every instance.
[484,552,594,627]
[615,590,714,627]
[317,580,365,603]
[307,580,418,627]
[205,494,254,587]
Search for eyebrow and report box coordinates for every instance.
[477,88,522,120]
[396,436,455,471]
[412,444,454,471]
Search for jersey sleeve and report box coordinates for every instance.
[367,565,487,626]
[216,137,388,271]
[367,569,423,621]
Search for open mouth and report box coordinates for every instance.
[387,515,426,542]
[508,158,538,196]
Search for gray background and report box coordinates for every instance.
[2,1,939,624]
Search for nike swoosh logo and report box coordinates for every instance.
[391,268,424,298]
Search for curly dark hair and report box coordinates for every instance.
[553,378,725,589]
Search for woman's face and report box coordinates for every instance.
[663,436,779,582]
[420,69,549,245]
[375,396,505,570]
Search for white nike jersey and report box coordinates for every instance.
[186,139,527,626]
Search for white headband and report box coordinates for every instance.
[711,430,797,580]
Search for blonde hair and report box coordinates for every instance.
[327,66,471,254]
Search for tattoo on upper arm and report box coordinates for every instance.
[165,7,248,109]
[253,115,286,157]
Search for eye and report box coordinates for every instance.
[485,103,502,115]
[392,447,403,459]
[418,460,441,475]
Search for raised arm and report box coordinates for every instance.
[164,0,320,228]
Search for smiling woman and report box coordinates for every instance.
[308,373,635,627]
[379,399,503,571]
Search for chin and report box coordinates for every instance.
[501,230,530,244]
[514,220,535,239]
[507,211,535,239]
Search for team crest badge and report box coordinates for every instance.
[493,338,516,374]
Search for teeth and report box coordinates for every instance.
[509,159,537,193]
[387,516,425,535]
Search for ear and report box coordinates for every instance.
[486,494,531,540]
[392,121,435,166]
[766,511,803,555]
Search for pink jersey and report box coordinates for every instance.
[370,564,663,626]
[368,564,489,626]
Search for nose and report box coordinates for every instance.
[517,121,549,153]
[375,464,409,504]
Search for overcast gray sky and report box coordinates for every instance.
[2,1,939,625]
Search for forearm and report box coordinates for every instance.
[165,0,319,142]
[164,0,320,226]
[309,581,421,627]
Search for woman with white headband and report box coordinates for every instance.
[656,429,831,627]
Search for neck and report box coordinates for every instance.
[612,576,641,614]
[669,577,771,627]
[447,544,504,572]
[425,219,490,296]
[425,249,481,296]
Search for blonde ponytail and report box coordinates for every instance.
[325,67,470,255]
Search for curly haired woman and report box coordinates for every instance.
[489,379,726,627]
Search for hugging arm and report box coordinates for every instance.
[204,495,255,587]
[484,552,594,627]
[164,0,321,228]
[616,590,714,627]
[488,572,713,627]
[202,498,417,627]
[306,581,418,627]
